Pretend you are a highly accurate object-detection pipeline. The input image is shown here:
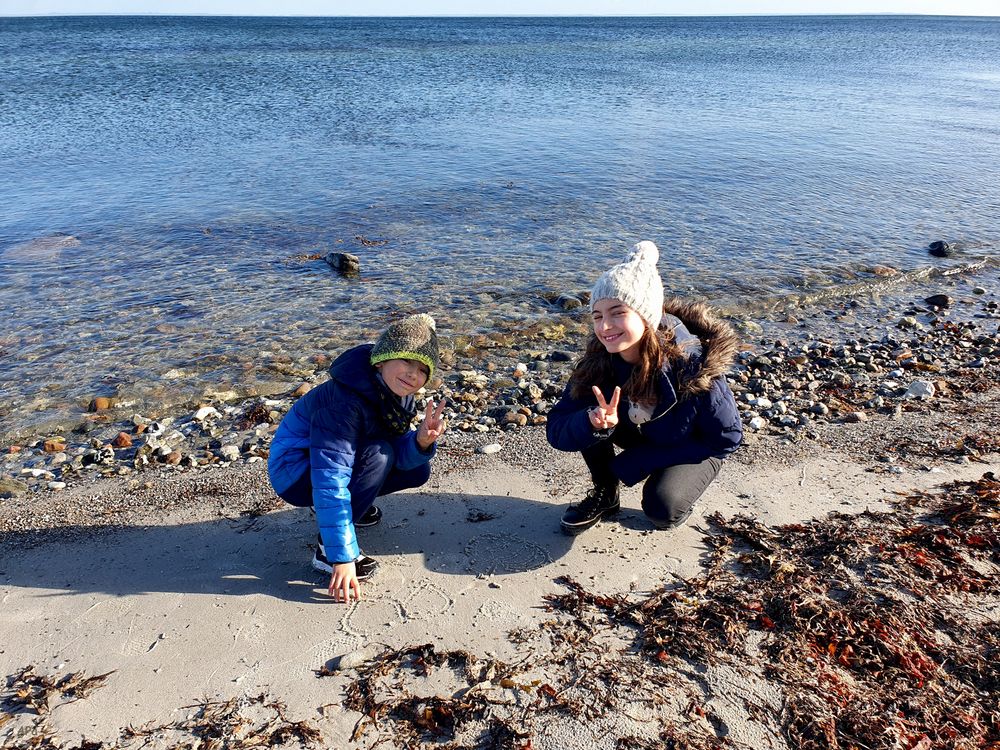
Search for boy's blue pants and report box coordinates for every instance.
[277,439,430,518]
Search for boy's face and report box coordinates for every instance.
[376,358,430,398]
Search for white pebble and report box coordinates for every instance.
[904,381,936,400]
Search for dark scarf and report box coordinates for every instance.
[375,375,417,437]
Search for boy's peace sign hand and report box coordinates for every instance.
[416,399,448,450]
[588,385,621,430]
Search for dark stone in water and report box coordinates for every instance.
[549,350,575,362]
[326,252,360,277]
[928,240,954,257]
[924,294,952,308]
[556,294,583,311]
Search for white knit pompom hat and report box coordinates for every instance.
[590,240,664,330]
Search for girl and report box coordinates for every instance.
[546,241,743,534]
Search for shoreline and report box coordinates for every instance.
[0,252,996,449]
[2,264,997,502]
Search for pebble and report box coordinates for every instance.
[193,406,222,422]
[478,443,503,455]
[219,445,241,462]
[326,645,382,671]
[904,381,936,400]
[89,397,115,412]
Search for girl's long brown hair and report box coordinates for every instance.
[569,324,682,406]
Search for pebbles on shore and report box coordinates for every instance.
[1,288,996,498]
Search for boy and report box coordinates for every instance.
[268,313,446,603]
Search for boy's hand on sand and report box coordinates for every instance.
[416,399,448,450]
[329,563,361,603]
[588,385,621,430]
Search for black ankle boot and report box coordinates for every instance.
[560,483,620,535]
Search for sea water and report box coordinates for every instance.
[1,15,998,436]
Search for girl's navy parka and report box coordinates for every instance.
[267,344,433,564]
[546,299,743,486]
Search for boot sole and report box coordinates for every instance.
[560,506,621,536]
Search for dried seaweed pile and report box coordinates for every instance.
[1,669,323,750]
[327,643,532,750]
[884,424,1000,465]
[2,667,115,718]
[546,472,1000,750]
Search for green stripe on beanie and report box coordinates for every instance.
[370,313,439,380]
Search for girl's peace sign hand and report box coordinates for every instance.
[416,399,448,450]
[588,386,621,430]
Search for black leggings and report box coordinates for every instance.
[582,424,722,529]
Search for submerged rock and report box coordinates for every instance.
[89,397,116,412]
[924,294,952,308]
[928,240,954,258]
[326,252,361,277]
[1,233,80,262]
[0,478,29,498]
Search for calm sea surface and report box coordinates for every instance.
[1,15,999,435]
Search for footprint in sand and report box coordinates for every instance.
[464,532,551,574]
[78,596,135,625]
[120,614,164,657]
[303,633,367,672]
[475,600,524,628]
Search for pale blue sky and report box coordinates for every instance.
[4,0,998,16]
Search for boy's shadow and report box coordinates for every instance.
[0,492,578,603]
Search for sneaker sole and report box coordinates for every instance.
[560,506,621,536]
[312,553,333,575]
[312,554,378,580]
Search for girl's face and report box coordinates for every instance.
[376,358,430,397]
[592,299,646,363]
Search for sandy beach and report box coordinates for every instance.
[2,285,999,749]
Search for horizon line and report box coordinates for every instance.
[3,11,998,17]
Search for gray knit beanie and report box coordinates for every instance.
[590,241,664,330]
[370,313,439,379]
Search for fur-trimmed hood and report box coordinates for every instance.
[662,297,740,398]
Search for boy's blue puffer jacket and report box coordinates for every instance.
[268,344,433,564]
[546,299,743,487]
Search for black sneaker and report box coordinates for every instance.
[560,484,621,535]
[312,536,379,579]
[355,505,383,528]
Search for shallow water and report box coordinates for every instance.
[1,15,999,437]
